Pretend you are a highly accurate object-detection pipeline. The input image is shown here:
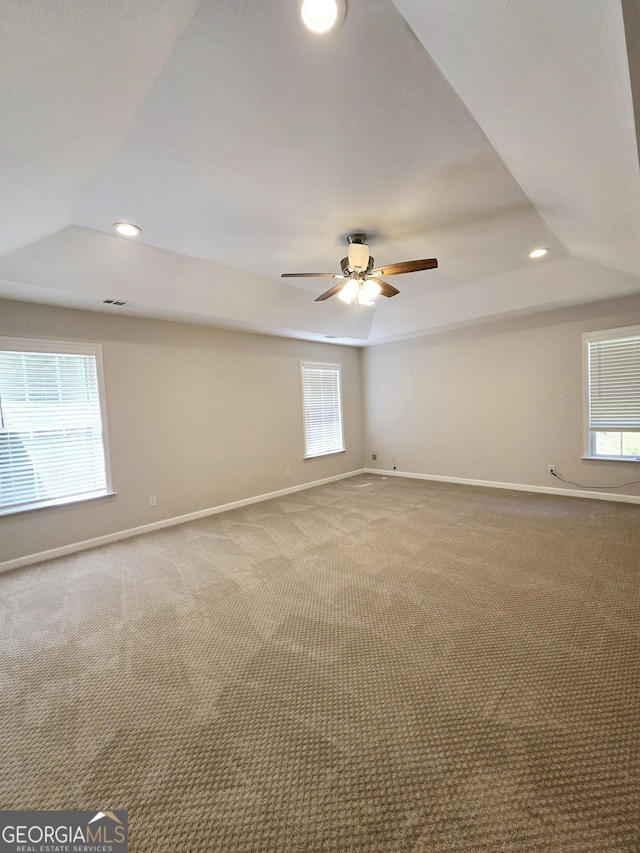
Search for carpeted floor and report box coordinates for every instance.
[1,474,639,851]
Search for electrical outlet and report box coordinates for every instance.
[285,467,291,477]
[149,495,157,507]
[371,453,377,460]
[548,465,555,474]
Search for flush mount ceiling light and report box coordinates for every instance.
[299,0,346,34]
[529,247,549,258]
[114,222,141,237]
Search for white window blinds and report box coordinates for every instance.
[587,329,640,431]
[301,362,345,458]
[0,340,110,513]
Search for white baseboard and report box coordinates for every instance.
[0,469,367,574]
[364,468,640,505]
[5,465,637,573]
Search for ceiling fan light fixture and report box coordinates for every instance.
[354,280,380,307]
[299,0,345,34]
[338,279,359,304]
[338,278,380,307]
[361,279,381,302]
[529,247,549,258]
[114,222,141,238]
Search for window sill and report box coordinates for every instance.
[304,449,346,460]
[581,456,640,463]
[0,490,117,518]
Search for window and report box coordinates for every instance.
[0,338,112,514]
[301,361,345,458]
[584,326,640,461]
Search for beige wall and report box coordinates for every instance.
[0,301,364,562]
[363,294,640,498]
[4,292,640,564]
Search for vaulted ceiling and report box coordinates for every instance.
[1,0,640,345]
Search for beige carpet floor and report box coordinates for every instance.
[1,474,639,851]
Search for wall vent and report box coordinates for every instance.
[103,299,131,307]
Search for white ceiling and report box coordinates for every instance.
[1,0,640,345]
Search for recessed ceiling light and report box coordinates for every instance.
[299,0,345,34]
[529,247,549,258]
[114,222,141,237]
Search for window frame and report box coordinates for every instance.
[582,325,640,462]
[300,361,345,460]
[0,336,114,516]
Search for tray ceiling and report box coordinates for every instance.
[1,0,639,344]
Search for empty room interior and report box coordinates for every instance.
[1,1,640,850]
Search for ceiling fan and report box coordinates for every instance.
[281,233,438,306]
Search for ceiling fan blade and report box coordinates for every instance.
[371,258,438,276]
[315,281,348,302]
[368,277,399,298]
[281,272,345,279]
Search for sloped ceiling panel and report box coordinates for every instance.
[0,0,201,256]
[394,0,640,276]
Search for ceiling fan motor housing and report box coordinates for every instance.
[347,241,370,271]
